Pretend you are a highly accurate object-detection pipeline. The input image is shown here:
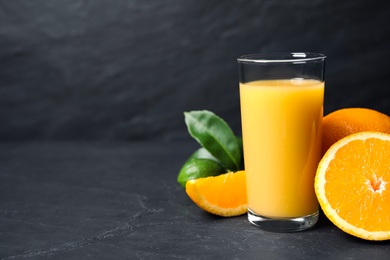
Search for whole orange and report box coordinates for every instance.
[322,108,390,155]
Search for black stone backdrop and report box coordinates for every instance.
[1,0,389,141]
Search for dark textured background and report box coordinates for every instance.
[1,0,389,141]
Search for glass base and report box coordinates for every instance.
[247,208,319,232]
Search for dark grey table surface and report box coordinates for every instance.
[1,141,390,259]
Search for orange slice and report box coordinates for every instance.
[185,170,247,217]
[315,131,390,240]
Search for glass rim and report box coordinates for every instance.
[237,52,326,63]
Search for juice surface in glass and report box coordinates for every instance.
[240,78,324,218]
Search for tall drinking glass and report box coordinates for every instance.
[238,53,326,232]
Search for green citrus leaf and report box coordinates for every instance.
[187,147,220,163]
[236,136,244,170]
[184,110,242,171]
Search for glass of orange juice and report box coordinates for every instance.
[238,53,326,232]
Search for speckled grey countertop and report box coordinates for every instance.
[1,141,389,259]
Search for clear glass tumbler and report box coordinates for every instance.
[238,52,326,232]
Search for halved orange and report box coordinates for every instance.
[315,131,390,240]
[185,170,247,217]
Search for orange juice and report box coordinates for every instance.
[240,79,324,218]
